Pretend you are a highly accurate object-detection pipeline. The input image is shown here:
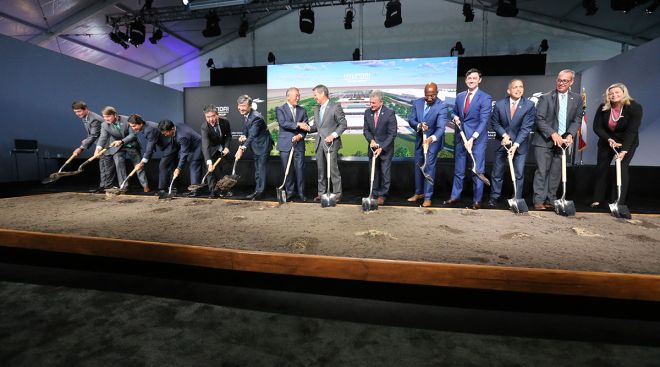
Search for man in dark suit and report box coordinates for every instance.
[488,79,536,207]
[531,69,583,210]
[407,82,448,207]
[299,84,348,202]
[200,104,232,198]
[446,68,493,210]
[363,90,398,205]
[127,114,178,193]
[96,106,149,192]
[235,95,273,200]
[158,119,204,196]
[71,100,115,193]
[275,87,308,202]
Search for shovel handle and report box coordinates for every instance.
[127,165,140,178]
[64,153,77,166]
[615,156,622,187]
[92,148,108,160]
[561,149,567,183]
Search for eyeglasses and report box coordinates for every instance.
[556,79,572,84]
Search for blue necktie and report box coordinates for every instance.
[558,94,567,135]
[319,105,326,126]
[423,104,430,120]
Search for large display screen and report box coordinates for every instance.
[267,57,458,158]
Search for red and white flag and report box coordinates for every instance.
[577,88,588,151]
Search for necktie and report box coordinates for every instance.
[114,123,131,148]
[423,104,430,120]
[243,115,249,129]
[374,109,379,128]
[214,124,220,136]
[558,94,567,135]
[291,106,296,122]
[510,100,517,119]
[319,105,326,126]
[463,91,472,115]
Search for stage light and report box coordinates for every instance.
[450,41,465,56]
[129,19,146,47]
[646,0,658,14]
[384,0,402,28]
[148,25,163,44]
[202,11,221,37]
[267,52,276,65]
[143,0,154,11]
[463,2,475,22]
[582,0,598,15]
[496,0,518,17]
[344,4,354,30]
[110,30,129,49]
[182,0,189,5]
[188,0,252,10]
[538,39,549,54]
[352,48,360,60]
[238,15,248,37]
[299,5,315,34]
[206,58,215,69]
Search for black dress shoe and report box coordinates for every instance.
[89,187,105,193]
[246,191,263,200]
[299,196,307,202]
[184,190,200,198]
[487,198,498,207]
[442,198,460,205]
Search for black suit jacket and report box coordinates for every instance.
[593,100,642,152]
[363,106,398,153]
[201,117,232,162]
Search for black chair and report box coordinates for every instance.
[11,139,39,181]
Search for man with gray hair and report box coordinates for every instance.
[299,84,348,202]
[236,95,273,200]
[275,87,308,201]
[363,90,398,205]
[531,69,583,210]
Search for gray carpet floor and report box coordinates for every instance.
[1,280,659,367]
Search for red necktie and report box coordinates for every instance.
[510,101,517,119]
[374,110,379,128]
[463,91,472,115]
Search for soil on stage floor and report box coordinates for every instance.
[1,193,659,275]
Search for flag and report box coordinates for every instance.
[577,88,588,152]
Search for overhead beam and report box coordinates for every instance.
[28,0,120,46]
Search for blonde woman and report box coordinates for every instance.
[591,83,643,208]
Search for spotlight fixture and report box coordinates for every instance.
[496,0,518,17]
[202,11,221,37]
[267,52,276,65]
[110,29,129,49]
[582,0,598,15]
[238,15,248,37]
[206,58,215,69]
[646,0,658,14]
[129,19,146,47]
[384,0,402,28]
[149,25,163,44]
[182,0,189,5]
[538,39,549,54]
[143,0,154,11]
[352,48,360,61]
[450,41,465,56]
[299,5,315,34]
[344,4,354,30]
[463,2,475,22]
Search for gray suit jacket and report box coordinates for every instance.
[80,111,103,150]
[97,115,141,153]
[531,90,583,148]
[309,102,347,152]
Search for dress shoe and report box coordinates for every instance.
[313,196,321,202]
[143,186,151,193]
[299,196,307,202]
[590,201,600,208]
[184,190,200,198]
[534,203,546,210]
[89,187,105,193]
[422,199,432,207]
[442,198,460,205]
[246,191,263,200]
[377,197,385,205]
[487,198,498,207]
[285,194,296,202]
[470,202,481,210]
[544,202,555,210]
[407,194,424,202]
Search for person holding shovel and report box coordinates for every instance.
[201,104,232,198]
[158,119,204,197]
[487,79,536,207]
[363,90,398,205]
[71,101,115,193]
[591,83,643,209]
[235,95,273,201]
[445,69,493,210]
[275,87,308,202]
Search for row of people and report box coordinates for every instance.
[70,72,641,208]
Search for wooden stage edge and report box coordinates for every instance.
[1,228,659,302]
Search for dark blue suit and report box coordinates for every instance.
[172,123,203,185]
[276,103,307,199]
[242,110,274,194]
[489,97,536,200]
[364,105,398,198]
[129,121,178,190]
[450,89,493,203]
[408,98,448,200]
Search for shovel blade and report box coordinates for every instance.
[609,203,632,219]
[507,198,528,214]
[361,197,378,212]
[276,187,287,204]
[158,190,176,200]
[42,171,80,184]
[321,193,336,208]
[553,199,576,217]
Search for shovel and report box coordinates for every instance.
[188,154,224,192]
[553,142,576,217]
[276,142,296,204]
[417,132,434,185]
[158,168,180,200]
[504,144,528,214]
[455,120,491,186]
[42,153,78,184]
[608,146,632,219]
[105,165,140,196]
[321,140,337,208]
[362,148,379,212]
[216,152,241,192]
[76,148,109,172]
